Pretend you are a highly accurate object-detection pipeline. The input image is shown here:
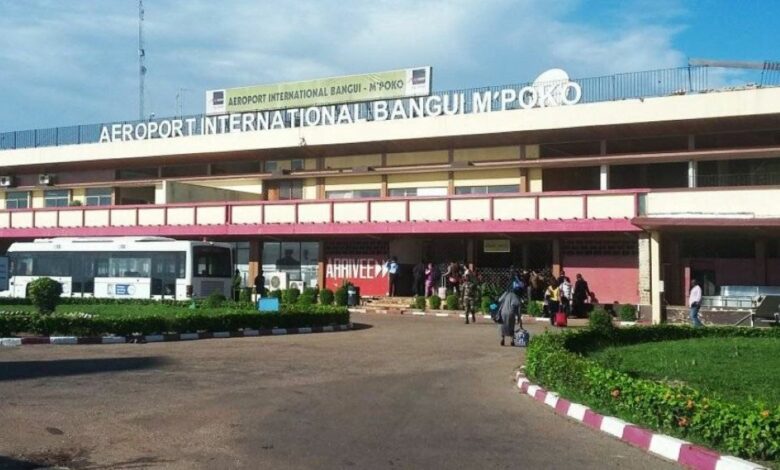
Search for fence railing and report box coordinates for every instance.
[5,64,774,152]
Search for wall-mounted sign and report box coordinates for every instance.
[206,67,432,115]
[325,256,389,296]
[483,239,511,253]
[99,69,581,143]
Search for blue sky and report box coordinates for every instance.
[0,0,777,132]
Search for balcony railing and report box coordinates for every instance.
[3,64,779,152]
[0,191,640,236]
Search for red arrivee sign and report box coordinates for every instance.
[325,256,389,296]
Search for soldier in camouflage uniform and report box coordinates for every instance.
[461,266,478,324]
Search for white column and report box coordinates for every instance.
[650,231,663,324]
[687,161,697,188]
[599,164,610,190]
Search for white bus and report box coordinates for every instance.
[6,237,233,300]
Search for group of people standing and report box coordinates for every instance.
[540,270,593,323]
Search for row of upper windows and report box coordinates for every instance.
[5,188,112,209]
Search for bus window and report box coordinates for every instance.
[193,246,231,277]
[109,254,151,277]
[10,253,34,276]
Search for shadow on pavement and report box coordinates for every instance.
[349,323,374,331]
[0,455,40,470]
[0,356,168,382]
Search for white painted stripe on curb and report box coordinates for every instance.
[101,336,126,344]
[50,336,78,345]
[271,328,287,335]
[600,416,628,438]
[145,335,164,342]
[517,377,529,389]
[716,456,767,470]
[180,333,199,340]
[482,315,491,319]
[243,329,259,336]
[567,403,588,421]
[412,312,426,316]
[322,326,334,332]
[435,313,449,317]
[298,327,312,334]
[212,332,230,338]
[1,338,22,347]
[526,385,540,397]
[648,434,686,461]
[543,392,559,408]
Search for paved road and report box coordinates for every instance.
[0,314,678,469]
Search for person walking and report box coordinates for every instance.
[461,266,478,324]
[445,261,461,295]
[688,279,703,327]
[559,275,572,315]
[232,269,242,301]
[545,280,560,325]
[424,262,437,297]
[412,261,426,297]
[385,256,399,297]
[572,273,591,317]
[498,285,523,346]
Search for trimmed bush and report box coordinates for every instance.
[618,304,637,322]
[414,295,427,310]
[334,286,348,306]
[428,295,441,310]
[480,296,493,313]
[298,288,318,306]
[526,326,780,461]
[319,288,334,306]
[27,277,63,314]
[282,288,301,305]
[203,291,226,309]
[526,300,543,317]
[445,294,459,310]
[239,288,252,304]
[588,308,614,333]
[269,289,283,300]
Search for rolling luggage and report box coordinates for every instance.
[554,311,568,327]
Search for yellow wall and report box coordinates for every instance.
[525,144,540,159]
[387,172,448,189]
[528,168,543,192]
[71,188,86,205]
[303,178,318,199]
[324,175,382,191]
[386,150,448,166]
[453,169,521,187]
[304,158,317,170]
[32,190,44,208]
[324,154,382,169]
[453,146,518,163]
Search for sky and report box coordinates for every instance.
[0,0,777,132]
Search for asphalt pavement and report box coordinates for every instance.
[0,313,679,469]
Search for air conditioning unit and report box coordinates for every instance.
[265,272,287,291]
[38,174,54,185]
[288,280,305,292]
[0,176,14,188]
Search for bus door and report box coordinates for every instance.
[71,254,97,297]
[152,253,182,299]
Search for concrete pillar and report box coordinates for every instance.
[650,231,664,324]
[552,239,561,278]
[688,161,698,188]
[599,165,610,190]
[317,243,326,290]
[756,239,767,285]
[248,239,262,295]
[638,233,651,305]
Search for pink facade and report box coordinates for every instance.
[562,255,640,305]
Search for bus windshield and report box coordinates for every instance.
[193,246,232,277]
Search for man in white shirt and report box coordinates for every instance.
[688,279,703,327]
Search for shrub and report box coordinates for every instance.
[588,308,614,333]
[480,296,493,313]
[298,288,317,306]
[27,277,63,314]
[526,300,543,317]
[334,286,349,306]
[203,291,226,309]
[445,294,459,310]
[414,295,427,310]
[282,288,301,305]
[428,295,441,310]
[526,326,780,461]
[618,304,637,322]
[239,288,252,304]
[269,289,283,300]
[319,288,334,305]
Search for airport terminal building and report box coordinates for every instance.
[1,64,779,322]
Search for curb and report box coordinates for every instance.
[513,371,766,470]
[350,308,492,320]
[0,324,353,347]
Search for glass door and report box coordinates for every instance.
[152,253,183,298]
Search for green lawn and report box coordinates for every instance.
[589,337,780,407]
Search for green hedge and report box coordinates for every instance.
[0,305,349,337]
[526,325,780,461]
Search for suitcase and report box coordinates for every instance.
[554,311,568,327]
[514,329,530,347]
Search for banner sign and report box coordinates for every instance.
[325,256,389,296]
[206,67,432,115]
[100,69,582,143]
[483,239,511,253]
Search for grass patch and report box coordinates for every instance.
[590,337,780,407]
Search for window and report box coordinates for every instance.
[211,160,261,175]
[161,164,208,178]
[193,246,232,277]
[44,189,70,207]
[109,253,151,277]
[325,189,381,199]
[265,160,278,172]
[388,187,447,197]
[291,159,305,171]
[454,185,517,195]
[5,191,29,209]
[278,180,303,200]
[117,167,159,180]
[262,241,320,286]
[85,188,113,206]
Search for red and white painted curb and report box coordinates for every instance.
[0,324,352,347]
[514,371,766,470]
